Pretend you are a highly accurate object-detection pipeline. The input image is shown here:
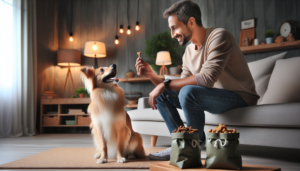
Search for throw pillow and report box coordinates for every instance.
[164,75,181,80]
[260,57,300,104]
[247,52,287,104]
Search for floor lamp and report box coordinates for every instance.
[84,41,106,68]
[156,51,172,75]
[57,49,81,97]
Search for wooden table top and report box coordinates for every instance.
[150,160,281,171]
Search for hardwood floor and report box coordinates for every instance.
[0,134,299,171]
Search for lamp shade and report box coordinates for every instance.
[57,49,81,67]
[156,51,172,66]
[84,41,106,58]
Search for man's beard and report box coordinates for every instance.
[180,26,192,46]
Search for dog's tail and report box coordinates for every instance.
[132,132,146,158]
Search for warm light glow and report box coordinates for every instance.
[84,41,106,57]
[69,36,73,42]
[120,25,124,34]
[135,22,140,31]
[115,39,119,45]
[135,25,139,31]
[93,44,97,50]
[127,29,131,35]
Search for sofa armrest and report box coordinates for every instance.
[137,97,151,109]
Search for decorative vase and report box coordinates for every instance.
[169,67,179,75]
[125,69,135,78]
[266,37,273,44]
[79,94,84,98]
[124,92,142,104]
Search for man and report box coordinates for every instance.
[135,0,259,160]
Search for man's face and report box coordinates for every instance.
[168,14,192,46]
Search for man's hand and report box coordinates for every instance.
[135,57,155,78]
[148,83,166,110]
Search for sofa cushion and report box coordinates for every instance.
[205,103,300,128]
[164,75,181,80]
[128,103,300,128]
[260,57,300,104]
[247,52,287,104]
[128,108,186,122]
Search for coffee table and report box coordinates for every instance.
[150,160,281,171]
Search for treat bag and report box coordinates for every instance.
[205,132,242,170]
[169,132,202,169]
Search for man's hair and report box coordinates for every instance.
[163,0,202,27]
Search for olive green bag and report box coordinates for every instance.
[169,132,202,169]
[205,132,242,170]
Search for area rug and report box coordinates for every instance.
[0,147,167,169]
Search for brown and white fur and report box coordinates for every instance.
[80,64,145,163]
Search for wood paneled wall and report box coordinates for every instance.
[36,0,300,101]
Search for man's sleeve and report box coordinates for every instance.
[195,29,234,88]
[180,50,192,79]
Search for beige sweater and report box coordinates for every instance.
[181,28,259,106]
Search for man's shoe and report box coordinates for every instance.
[148,134,206,161]
[148,147,171,160]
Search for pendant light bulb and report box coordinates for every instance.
[115,36,119,45]
[69,33,73,42]
[135,21,139,31]
[120,25,124,34]
[127,26,131,35]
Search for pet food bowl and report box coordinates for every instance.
[124,92,142,104]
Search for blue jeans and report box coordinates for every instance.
[155,85,248,142]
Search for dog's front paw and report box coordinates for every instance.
[94,153,101,159]
[117,157,126,163]
[96,158,107,164]
[127,154,136,160]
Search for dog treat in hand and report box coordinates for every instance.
[137,52,142,59]
[173,125,198,133]
[207,124,239,133]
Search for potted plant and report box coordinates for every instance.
[73,87,89,98]
[144,30,185,74]
[264,29,275,44]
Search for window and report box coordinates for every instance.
[0,0,18,87]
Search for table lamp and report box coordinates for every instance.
[57,49,81,96]
[156,51,172,75]
[84,41,106,68]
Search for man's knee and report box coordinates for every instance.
[179,85,205,107]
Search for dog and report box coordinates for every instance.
[80,64,145,164]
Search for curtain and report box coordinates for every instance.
[0,0,37,138]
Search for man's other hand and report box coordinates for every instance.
[148,83,166,110]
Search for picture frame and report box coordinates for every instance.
[239,28,255,47]
[241,18,255,30]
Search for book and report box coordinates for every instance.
[43,91,58,98]
[69,109,83,112]
[68,112,85,114]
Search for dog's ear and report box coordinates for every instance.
[80,67,94,78]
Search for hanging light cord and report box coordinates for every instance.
[116,0,118,36]
[127,0,129,26]
[70,0,73,34]
[136,0,139,22]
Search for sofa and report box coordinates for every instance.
[127,52,300,149]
